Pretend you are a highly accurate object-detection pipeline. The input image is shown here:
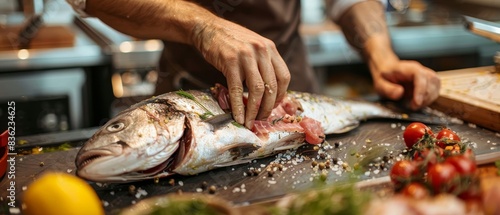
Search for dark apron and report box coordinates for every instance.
[155,0,320,94]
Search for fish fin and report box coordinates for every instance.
[273,144,302,152]
[332,122,360,134]
[204,113,234,129]
[222,143,261,158]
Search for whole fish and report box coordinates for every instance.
[75,85,406,182]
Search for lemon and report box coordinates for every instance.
[23,172,105,215]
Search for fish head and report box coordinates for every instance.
[75,104,186,182]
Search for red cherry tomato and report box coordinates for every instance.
[427,162,459,193]
[390,160,418,188]
[403,122,433,148]
[436,128,461,149]
[457,182,482,201]
[445,155,477,176]
[401,182,430,199]
[412,147,444,168]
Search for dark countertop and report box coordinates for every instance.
[1,118,499,214]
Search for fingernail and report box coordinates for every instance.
[415,94,423,106]
[246,120,254,129]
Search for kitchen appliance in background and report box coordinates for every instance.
[74,17,163,116]
[0,68,86,136]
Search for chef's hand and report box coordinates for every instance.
[370,57,441,110]
[191,17,291,129]
[334,1,440,111]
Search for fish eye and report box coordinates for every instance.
[107,122,125,132]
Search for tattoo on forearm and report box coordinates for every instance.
[337,1,387,51]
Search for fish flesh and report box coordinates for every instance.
[75,84,405,182]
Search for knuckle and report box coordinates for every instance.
[250,82,266,94]
[229,85,244,94]
[278,72,291,84]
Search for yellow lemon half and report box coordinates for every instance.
[22,172,104,215]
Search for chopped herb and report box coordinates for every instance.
[272,117,284,125]
[231,121,244,128]
[176,90,214,117]
[199,112,214,120]
[149,199,221,215]
[176,90,196,100]
[271,184,371,215]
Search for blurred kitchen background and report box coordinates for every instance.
[0,0,499,136]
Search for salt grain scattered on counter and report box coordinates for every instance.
[67,169,72,173]
[135,188,148,199]
[110,191,115,195]
[178,181,184,186]
[102,201,109,207]
[391,123,397,128]
[22,186,27,191]
[196,188,203,193]
[131,200,136,204]
[468,123,477,128]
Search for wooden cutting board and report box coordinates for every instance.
[0,25,75,51]
[430,66,500,132]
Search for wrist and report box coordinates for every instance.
[364,34,399,76]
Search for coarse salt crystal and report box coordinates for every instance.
[196,188,203,193]
[268,180,277,184]
[178,181,184,186]
[102,201,109,207]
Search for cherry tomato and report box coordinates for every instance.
[403,122,433,148]
[401,182,430,199]
[390,160,418,188]
[427,162,459,194]
[462,148,475,160]
[445,155,477,176]
[457,182,482,201]
[412,147,444,169]
[436,128,461,149]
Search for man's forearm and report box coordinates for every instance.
[336,1,399,66]
[83,0,218,45]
